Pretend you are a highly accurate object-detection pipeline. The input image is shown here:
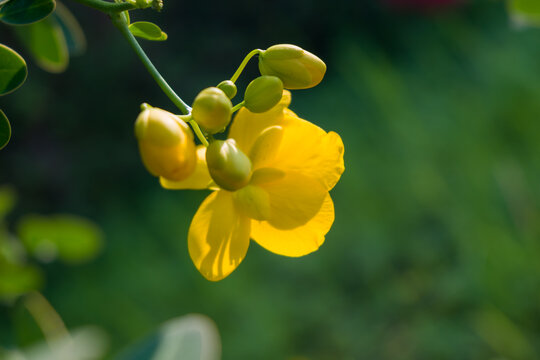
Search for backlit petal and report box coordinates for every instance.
[160,146,215,190]
[250,167,285,185]
[228,91,291,153]
[229,93,344,191]
[274,112,345,191]
[234,185,271,221]
[249,126,284,169]
[188,191,251,281]
[251,194,334,257]
[259,171,327,230]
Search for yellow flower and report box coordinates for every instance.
[135,107,197,181]
[161,91,345,281]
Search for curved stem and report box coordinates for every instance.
[112,16,191,115]
[231,101,245,113]
[188,119,209,147]
[230,49,263,83]
[24,292,69,345]
[70,0,136,13]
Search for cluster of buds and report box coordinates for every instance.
[134,44,326,190]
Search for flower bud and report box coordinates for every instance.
[191,87,232,134]
[217,80,237,99]
[244,76,283,113]
[258,44,326,89]
[206,139,252,191]
[135,107,196,181]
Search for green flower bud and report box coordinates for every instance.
[136,0,151,7]
[127,0,154,8]
[217,80,237,99]
[206,139,252,191]
[135,107,196,181]
[258,44,326,89]
[191,87,232,134]
[152,0,163,11]
[244,76,283,113]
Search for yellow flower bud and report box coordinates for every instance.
[258,44,326,90]
[191,87,232,134]
[135,107,196,181]
[217,80,237,99]
[206,139,252,191]
[244,76,283,113]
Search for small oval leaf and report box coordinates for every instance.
[0,186,16,218]
[15,15,69,73]
[0,263,43,300]
[17,214,103,264]
[0,0,55,25]
[0,44,27,96]
[54,2,86,56]
[129,21,168,41]
[0,110,11,150]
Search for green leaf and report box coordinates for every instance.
[15,15,68,73]
[0,109,11,150]
[53,2,86,56]
[0,44,27,96]
[129,21,168,41]
[116,314,221,360]
[0,186,16,219]
[17,214,103,264]
[0,262,42,300]
[509,0,540,27]
[0,0,55,25]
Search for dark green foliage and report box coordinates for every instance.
[0,0,55,25]
[0,45,26,96]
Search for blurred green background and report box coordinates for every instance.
[2,0,540,358]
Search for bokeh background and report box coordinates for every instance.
[2,0,540,358]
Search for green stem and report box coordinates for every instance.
[70,0,136,13]
[24,292,69,346]
[230,49,263,83]
[112,16,191,115]
[188,119,209,147]
[231,101,245,113]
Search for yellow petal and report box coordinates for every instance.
[274,113,345,191]
[250,167,285,185]
[188,191,251,281]
[251,193,334,257]
[160,145,214,190]
[234,185,271,221]
[260,171,327,230]
[228,91,291,154]
[229,93,344,191]
[249,126,284,169]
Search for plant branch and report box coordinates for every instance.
[24,292,69,345]
[112,15,191,115]
[70,0,137,13]
[231,101,245,113]
[188,119,209,147]
[230,49,262,83]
